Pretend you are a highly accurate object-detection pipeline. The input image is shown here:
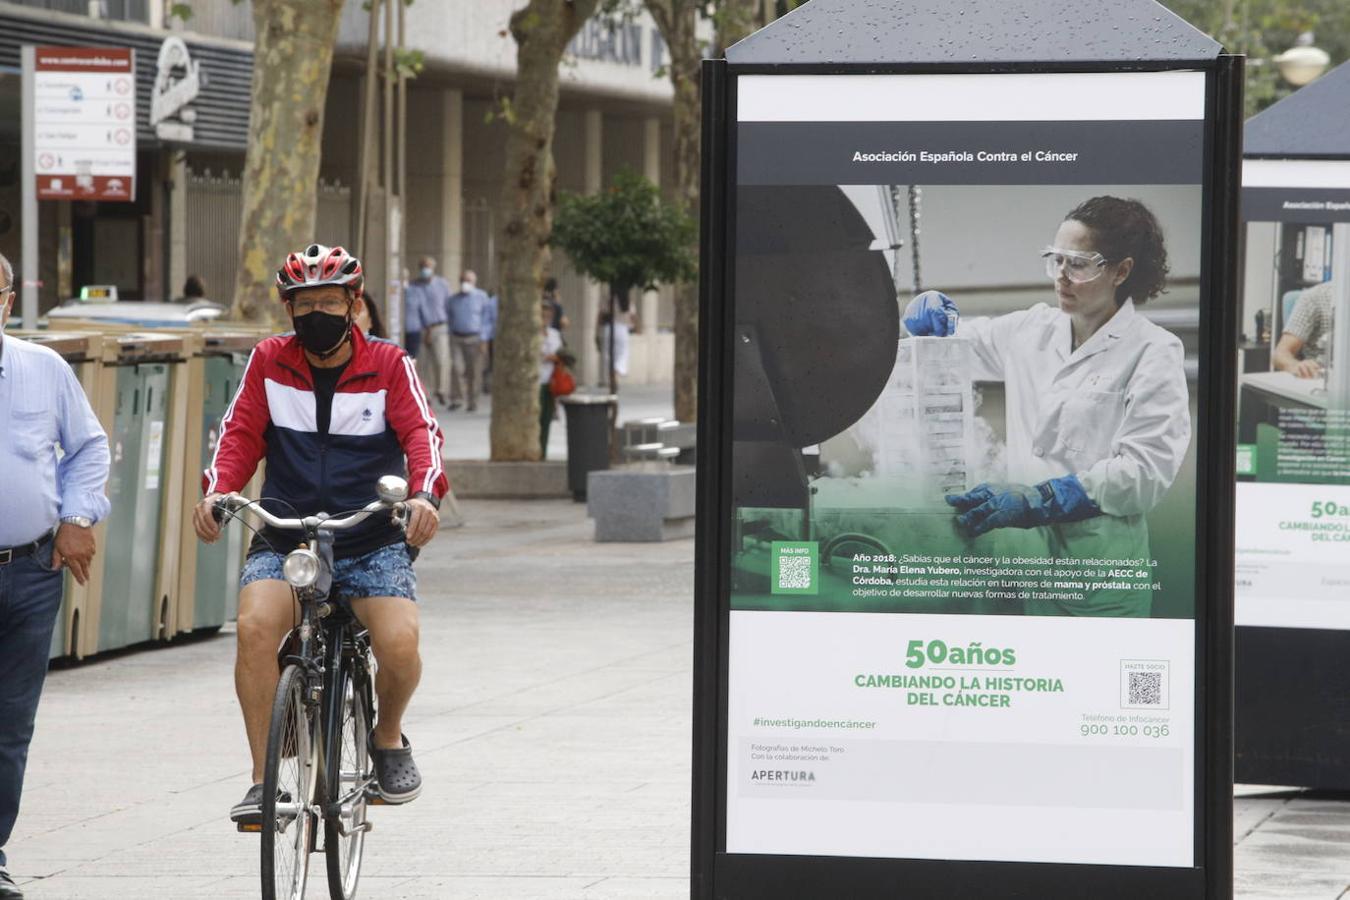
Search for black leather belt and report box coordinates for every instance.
[451,331,480,338]
[0,529,55,566]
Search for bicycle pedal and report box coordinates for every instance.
[237,822,263,833]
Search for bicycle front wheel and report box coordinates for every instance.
[325,666,372,900]
[261,664,317,900]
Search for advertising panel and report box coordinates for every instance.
[1235,160,1350,629]
[33,46,136,202]
[724,72,1207,868]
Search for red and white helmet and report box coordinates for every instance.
[275,244,364,298]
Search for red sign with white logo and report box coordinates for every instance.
[32,46,136,202]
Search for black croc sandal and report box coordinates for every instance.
[368,732,422,804]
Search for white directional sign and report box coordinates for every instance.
[33,46,136,202]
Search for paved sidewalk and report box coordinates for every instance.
[1234,786,1350,899]
[437,383,675,460]
[8,499,1350,898]
[11,499,690,899]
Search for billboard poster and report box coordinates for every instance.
[724,72,1206,868]
[1236,160,1350,630]
[33,46,137,202]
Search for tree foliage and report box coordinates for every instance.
[551,170,697,297]
[643,0,802,421]
[1162,0,1350,115]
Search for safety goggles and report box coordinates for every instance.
[1041,247,1111,284]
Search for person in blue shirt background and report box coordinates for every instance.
[404,257,453,407]
[0,252,110,900]
[446,270,487,412]
[480,287,499,396]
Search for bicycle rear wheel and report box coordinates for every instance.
[262,664,318,900]
[325,665,372,900]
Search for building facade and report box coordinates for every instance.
[0,0,679,385]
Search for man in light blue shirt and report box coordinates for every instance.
[479,290,499,395]
[446,269,487,411]
[0,253,110,900]
[403,256,452,407]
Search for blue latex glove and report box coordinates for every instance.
[945,475,1101,537]
[903,290,959,337]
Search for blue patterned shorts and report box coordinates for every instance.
[240,542,418,603]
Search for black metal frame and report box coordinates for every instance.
[693,55,1244,900]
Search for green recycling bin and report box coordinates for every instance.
[191,345,251,631]
[97,337,179,653]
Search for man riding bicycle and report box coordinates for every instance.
[192,244,446,825]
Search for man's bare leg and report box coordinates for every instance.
[235,580,300,783]
[350,596,421,749]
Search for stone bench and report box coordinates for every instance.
[587,464,696,542]
[622,442,681,462]
[620,419,697,466]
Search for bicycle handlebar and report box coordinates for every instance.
[214,494,407,534]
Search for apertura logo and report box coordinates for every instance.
[150,36,203,142]
[749,769,817,785]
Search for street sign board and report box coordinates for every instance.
[33,46,136,202]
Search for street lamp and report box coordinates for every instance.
[1273,32,1330,87]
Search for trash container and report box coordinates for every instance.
[560,393,617,501]
[181,332,259,633]
[96,334,184,653]
[14,331,106,660]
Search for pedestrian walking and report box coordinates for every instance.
[0,252,111,900]
[542,277,569,332]
[356,289,389,339]
[405,257,452,406]
[597,294,637,389]
[538,299,564,458]
[480,288,499,396]
[174,274,208,304]
[447,270,487,411]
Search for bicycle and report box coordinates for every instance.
[213,475,410,900]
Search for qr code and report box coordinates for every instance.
[1128,671,1163,706]
[778,554,813,589]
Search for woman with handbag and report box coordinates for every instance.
[539,300,572,458]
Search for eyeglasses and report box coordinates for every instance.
[1041,247,1112,284]
[289,296,349,315]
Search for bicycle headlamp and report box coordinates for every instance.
[283,548,322,589]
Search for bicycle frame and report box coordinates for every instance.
[217,481,405,900]
[279,528,378,840]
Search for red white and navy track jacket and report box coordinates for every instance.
[203,326,447,557]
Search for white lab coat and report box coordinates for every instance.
[957,299,1191,616]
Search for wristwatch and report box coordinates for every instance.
[60,515,94,528]
[412,491,441,510]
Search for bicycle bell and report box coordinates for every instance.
[377,475,409,504]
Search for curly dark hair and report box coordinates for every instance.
[1065,196,1169,306]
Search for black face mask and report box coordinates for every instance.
[293,310,351,358]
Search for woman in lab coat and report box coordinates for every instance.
[903,196,1191,617]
